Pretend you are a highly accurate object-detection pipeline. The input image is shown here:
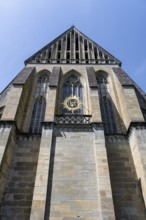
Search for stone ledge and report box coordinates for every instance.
[127,122,146,138]
[41,121,104,131]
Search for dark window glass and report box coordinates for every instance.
[58,40,61,51]
[97,74,116,134]
[84,40,87,51]
[29,74,49,133]
[76,33,79,51]
[67,34,70,51]
[29,97,46,133]
[0,106,4,119]
[99,51,103,59]
[61,74,83,114]
[76,52,79,63]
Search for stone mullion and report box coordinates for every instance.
[51,44,57,63]
[97,48,102,64]
[79,35,82,62]
[61,37,66,63]
[102,51,105,64]
[80,37,85,63]
[90,43,95,64]
[71,31,75,62]
[86,40,90,64]
[94,125,116,219]
[77,33,80,63]
[30,125,54,220]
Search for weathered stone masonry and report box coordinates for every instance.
[0,26,146,220]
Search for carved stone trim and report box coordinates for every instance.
[127,122,146,138]
[17,134,41,141]
[106,135,127,142]
[0,120,16,129]
[41,121,55,130]
[55,115,92,124]
[91,122,104,131]
[41,121,104,132]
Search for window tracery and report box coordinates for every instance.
[97,73,116,134]
[29,96,46,133]
[61,74,83,114]
[29,74,49,133]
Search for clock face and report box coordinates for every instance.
[63,96,82,112]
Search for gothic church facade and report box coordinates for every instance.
[0,26,146,220]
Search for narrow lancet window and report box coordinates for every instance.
[61,74,83,114]
[29,96,46,133]
[97,73,116,134]
[29,74,49,133]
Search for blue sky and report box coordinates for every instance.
[0,0,146,92]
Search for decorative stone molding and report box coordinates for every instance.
[106,135,127,142]
[55,114,92,124]
[41,121,55,130]
[0,120,16,129]
[17,134,41,141]
[91,122,104,130]
[41,120,104,132]
[127,122,146,138]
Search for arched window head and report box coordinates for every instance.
[96,71,116,134]
[29,72,49,133]
[29,96,46,133]
[61,73,83,114]
[64,74,81,87]
[36,74,49,97]
[96,73,107,84]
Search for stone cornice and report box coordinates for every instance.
[0,120,17,129]
[41,121,104,131]
[127,122,146,137]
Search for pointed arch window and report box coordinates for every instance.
[61,74,83,114]
[29,74,49,133]
[97,73,116,134]
[29,96,46,133]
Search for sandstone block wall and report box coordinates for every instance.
[44,127,115,220]
[106,135,146,220]
[129,126,146,207]
[0,124,16,205]
[0,134,40,220]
